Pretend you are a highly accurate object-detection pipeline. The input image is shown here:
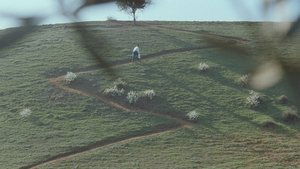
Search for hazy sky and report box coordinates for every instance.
[0,0,299,29]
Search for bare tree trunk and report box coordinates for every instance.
[132,8,136,25]
[133,14,136,25]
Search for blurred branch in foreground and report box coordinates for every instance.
[0,16,40,50]
[0,0,299,107]
[210,0,300,108]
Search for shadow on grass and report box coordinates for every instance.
[257,102,300,133]
[204,49,257,75]
[189,66,240,90]
[68,76,185,122]
[152,68,256,132]
[153,64,300,135]
[150,28,197,48]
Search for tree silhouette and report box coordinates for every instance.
[116,0,151,25]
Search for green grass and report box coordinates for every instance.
[0,21,299,168]
[82,48,299,132]
[40,127,300,169]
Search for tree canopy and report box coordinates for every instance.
[116,0,151,24]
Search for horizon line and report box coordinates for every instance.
[0,19,293,30]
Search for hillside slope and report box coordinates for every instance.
[0,21,299,169]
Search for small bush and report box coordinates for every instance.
[186,110,200,121]
[197,63,209,72]
[103,78,127,97]
[127,91,141,104]
[277,95,288,104]
[65,72,77,84]
[246,90,261,108]
[140,89,156,100]
[261,120,278,129]
[113,78,127,89]
[238,74,249,87]
[20,108,32,117]
[282,108,299,122]
[107,16,117,21]
[126,89,156,104]
[103,86,125,97]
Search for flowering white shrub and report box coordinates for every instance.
[126,89,156,104]
[198,62,209,72]
[127,91,141,104]
[246,90,261,108]
[113,78,127,89]
[65,72,77,84]
[141,89,156,100]
[186,110,200,121]
[238,74,249,87]
[20,108,32,117]
[103,86,125,96]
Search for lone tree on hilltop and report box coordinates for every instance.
[116,0,151,25]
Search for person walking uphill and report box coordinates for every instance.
[131,45,141,62]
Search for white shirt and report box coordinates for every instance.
[133,46,140,58]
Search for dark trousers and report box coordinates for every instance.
[132,51,140,62]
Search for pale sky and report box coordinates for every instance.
[0,0,299,29]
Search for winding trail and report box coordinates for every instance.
[20,124,181,169]
[154,25,250,43]
[20,25,249,169]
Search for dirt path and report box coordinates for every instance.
[21,124,181,169]
[22,43,198,169]
[20,25,246,169]
[47,46,211,78]
[154,25,250,43]
[49,77,192,126]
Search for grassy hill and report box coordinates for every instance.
[0,21,299,169]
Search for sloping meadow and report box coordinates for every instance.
[0,21,299,168]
